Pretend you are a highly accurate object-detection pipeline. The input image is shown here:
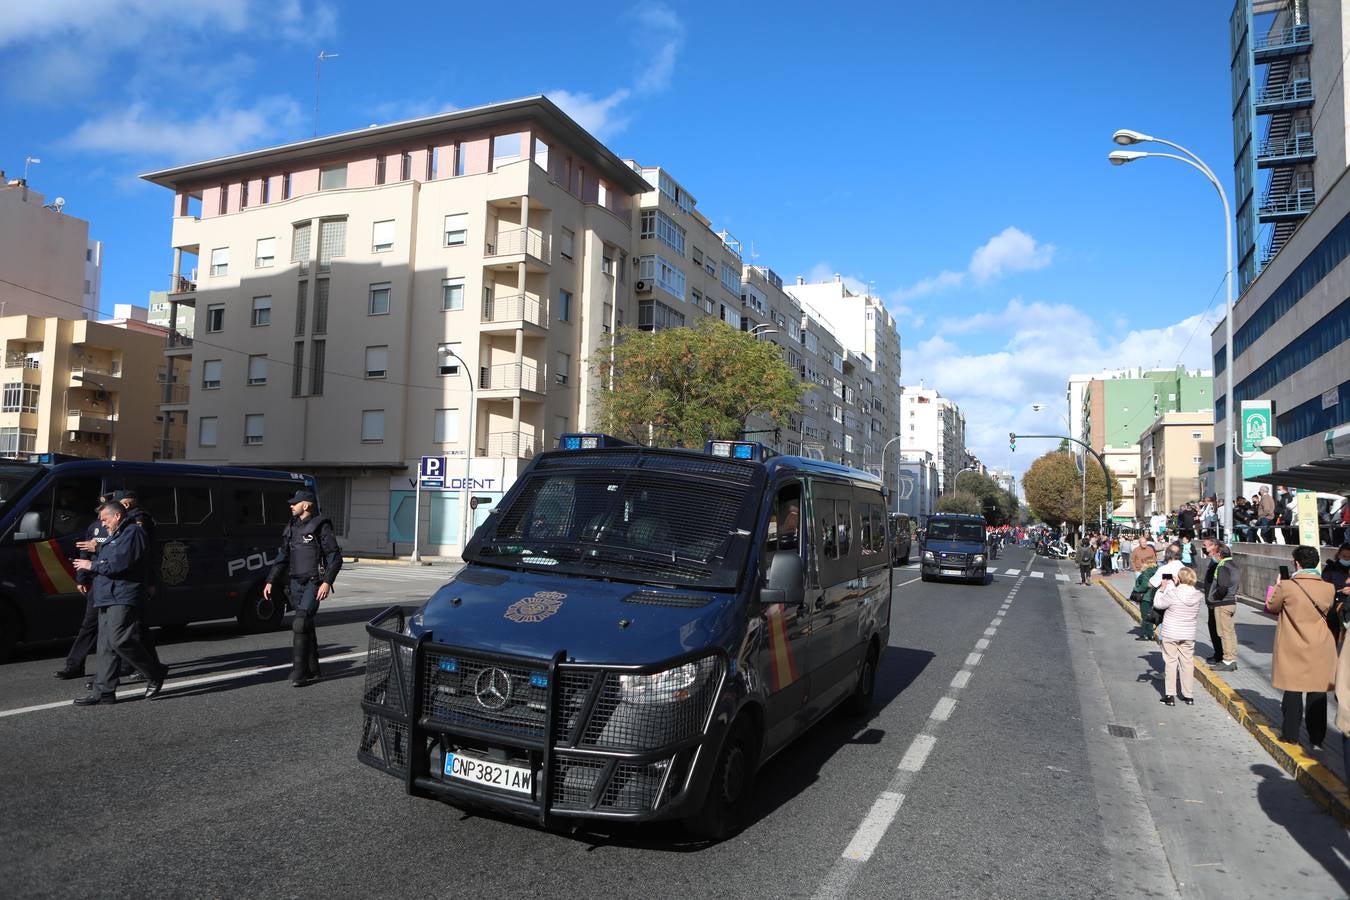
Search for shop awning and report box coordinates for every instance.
[1249,425,1350,493]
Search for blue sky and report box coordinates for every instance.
[0,0,1236,476]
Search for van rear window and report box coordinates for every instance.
[471,468,754,588]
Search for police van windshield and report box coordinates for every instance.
[927,520,985,543]
[0,464,41,517]
[469,466,754,588]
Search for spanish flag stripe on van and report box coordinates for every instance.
[765,603,799,691]
[29,540,78,595]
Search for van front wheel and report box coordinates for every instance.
[687,718,758,842]
[844,641,880,717]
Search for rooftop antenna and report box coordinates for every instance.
[23,155,40,182]
[314,51,339,137]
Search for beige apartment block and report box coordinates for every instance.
[1102,444,1140,523]
[142,97,650,554]
[0,180,97,320]
[0,314,180,460]
[1138,412,1215,518]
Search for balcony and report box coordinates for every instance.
[165,331,194,356]
[159,380,190,407]
[1256,133,1316,167]
[71,364,121,383]
[481,293,548,333]
[156,439,186,460]
[479,362,545,399]
[66,411,116,435]
[1258,189,1317,221]
[3,355,41,384]
[169,273,197,296]
[484,227,551,272]
[482,430,538,459]
[1254,79,1313,113]
[1253,23,1312,61]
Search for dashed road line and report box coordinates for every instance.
[898,733,938,773]
[840,792,906,862]
[965,652,983,667]
[951,670,972,689]
[975,638,990,650]
[930,696,957,722]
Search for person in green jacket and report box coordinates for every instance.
[1134,563,1161,641]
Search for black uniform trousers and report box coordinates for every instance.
[63,594,99,671]
[289,576,322,681]
[1207,606,1223,661]
[93,603,167,697]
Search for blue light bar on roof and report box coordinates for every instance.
[557,433,631,450]
[705,440,768,461]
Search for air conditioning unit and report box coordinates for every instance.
[634,279,652,293]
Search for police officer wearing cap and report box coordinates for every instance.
[264,489,342,687]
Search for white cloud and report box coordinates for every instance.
[545,89,632,141]
[891,226,1055,302]
[4,0,334,104]
[905,298,1219,479]
[969,226,1055,283]
[548,2,682,140]
[68,98,303,161]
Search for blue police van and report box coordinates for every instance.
[359,435,893,839]
[0,454,315,660]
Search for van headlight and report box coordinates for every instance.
[619,658,714,704]
[923,550,935,562]
[972,554,985,564]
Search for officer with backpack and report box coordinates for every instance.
[264,489,342,687]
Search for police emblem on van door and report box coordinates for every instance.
[504,591,566,623]
[160,541,189,586]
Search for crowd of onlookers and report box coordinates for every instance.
[1119,530,1350,773]
[1136,490,1350,546]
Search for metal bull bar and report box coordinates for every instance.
[357,605,727,828]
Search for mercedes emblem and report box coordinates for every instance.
[474,667,512,710]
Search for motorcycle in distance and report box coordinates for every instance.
[1037,538,1071,560]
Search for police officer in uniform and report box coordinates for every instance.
[264,489,342,687]
[54,495,113,680]
[111,489,163,681]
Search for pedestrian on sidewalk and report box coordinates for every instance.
[1131,535,1157,572]
[1133,560,1162,642]
[1204,540,1241,670]
[1076,538,1095,585]
[1154,565,1204,705]
[1267,545,1338,748]
[1323,543,1350,639]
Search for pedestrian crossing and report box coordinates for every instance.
[982,567,1070,582]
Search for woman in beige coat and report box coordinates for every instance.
[1267,545,1338,747]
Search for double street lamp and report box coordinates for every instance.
[1108,128,1236,540]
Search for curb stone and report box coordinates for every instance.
[1097,578,1350,828]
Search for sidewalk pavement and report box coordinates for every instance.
[1095,567,1350,826]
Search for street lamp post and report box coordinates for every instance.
[1108,128,1234,541]
[881,434,905,515]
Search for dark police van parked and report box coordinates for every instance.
[358,436,893,839]
[0,454,315,660]
[919,513,989,584]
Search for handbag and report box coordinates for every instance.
[1289,579,1342,641]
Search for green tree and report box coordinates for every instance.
[591,319,806,446]
[949,471,1020,526]
[1021,450,1123,528]
[936,490,984,516]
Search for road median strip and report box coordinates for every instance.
[1097,577,1350,827]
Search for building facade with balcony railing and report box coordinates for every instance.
[0,313,181,461]
[141,96,650,555]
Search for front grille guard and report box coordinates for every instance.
[357,605,727,826]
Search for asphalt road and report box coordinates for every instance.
[2,552,1345,898]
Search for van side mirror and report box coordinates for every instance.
[13,511,43,542]
[761,550,804,608]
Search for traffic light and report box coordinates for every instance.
[1009,432,1016,452]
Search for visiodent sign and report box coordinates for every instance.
[1240,400,1273,480]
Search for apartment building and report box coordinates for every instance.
[894,450,940,521]
[740,264,806,455]
[142,96,650,555]
[1103,445,1140,523]
[1137,412,1215,518]
[1214,1,1350,499]
[0,179,99,321]
[0,314,179,460]
[899,386,966,494]
[1081,367,1213,454]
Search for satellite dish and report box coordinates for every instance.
[53,197,65,211]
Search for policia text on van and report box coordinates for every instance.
[0,455,315,661]
[358,435,894,839]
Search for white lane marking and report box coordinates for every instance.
[898,733,938,773]
[1031,571,1045,579]
[990,617,1003,627]
[896,577,920,588]
[1003,568,1021,576]
[931,696,957,722]
[1056,574,1070,582]
[965,652,983,667]
[951,669,972,689]
[0,649,369,720]
[975,638,990,650]
[986,568,1000,575]
[983,627,997,637]
[840,791,906,862]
